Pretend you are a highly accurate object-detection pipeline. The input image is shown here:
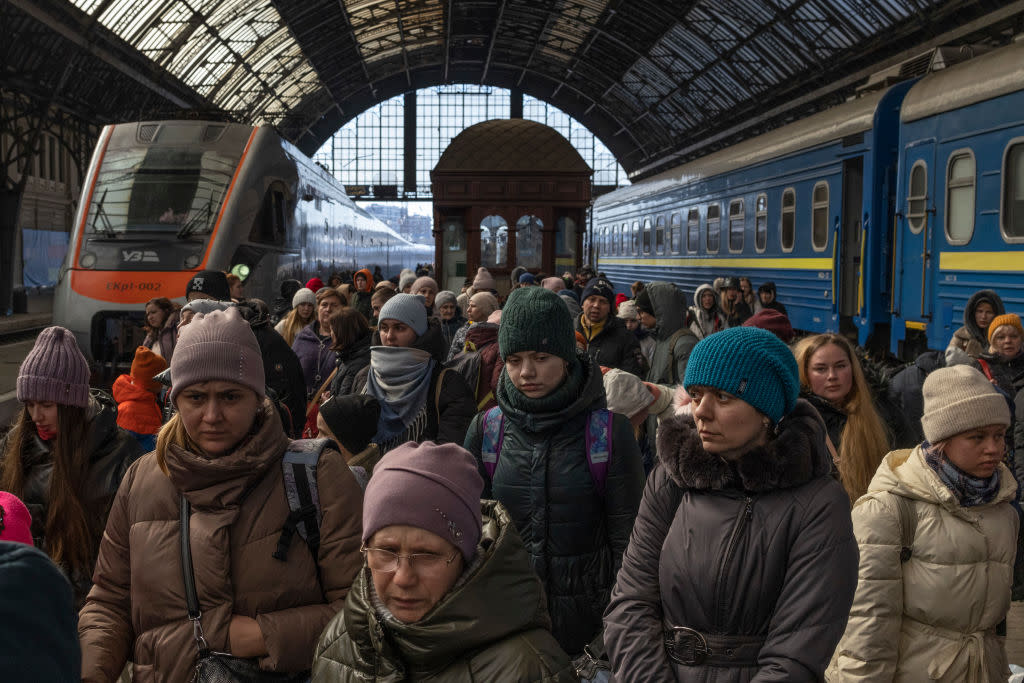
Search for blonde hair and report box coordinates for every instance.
[794,334,890,504]
[154,413,191,475]
[278,304,314,346]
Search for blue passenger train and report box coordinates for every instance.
[592,40,1024,357]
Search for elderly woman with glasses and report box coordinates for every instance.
[313,441,575,682]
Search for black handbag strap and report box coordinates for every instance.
[179,495,210,657]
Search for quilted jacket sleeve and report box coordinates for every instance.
[606,414,645,570]
[603,465,679,680]
[826,492,903,682]
[435,369,478,446]
[256,449,363,672]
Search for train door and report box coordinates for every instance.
[897,150,936,324]
[839,157,864,319]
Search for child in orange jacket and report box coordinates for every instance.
[112,346,167,452]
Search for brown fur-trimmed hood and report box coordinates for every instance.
[656,398,832,492]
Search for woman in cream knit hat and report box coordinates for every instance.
[828,364,1018,682]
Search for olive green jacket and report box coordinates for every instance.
[312,501,576,682]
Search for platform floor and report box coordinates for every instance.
[0,293,53,427]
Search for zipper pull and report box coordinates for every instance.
[744,497,753,518]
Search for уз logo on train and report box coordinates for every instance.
[121,250,160,263]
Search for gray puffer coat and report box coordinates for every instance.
[604,400,858,682]
[643,282,698,385]
[463,354,645,656]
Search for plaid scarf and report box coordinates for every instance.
[923,442,1001,507]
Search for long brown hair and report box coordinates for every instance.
[328,307,370,352]
[144,297,178,337]
[795,334,890,503]
[0,404,99,574]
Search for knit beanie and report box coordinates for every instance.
[499,286,575,363]
[541,277,565,293]
[743,308,795,343]
[434,290,457,310]
[635,288,654,316]
[603,368,656,419]
[987,313,1024,343]
[510,266,527,288]
[186,270,231,301]
[472,267,496,291]
[305,277,325,292]
[320,394,380,455]
[921,365,1011,443]
[363,441,484,561]
[617,299,639,320]
[581,277,616,309]
[518,272,536,285]
[412,276,439,294]
[469,291,499,318]
[0,492,34,546]
[559,289,580,304]
[399,273,417,292]
[683,326,799,424]
[17,326,90,408]
[487,309,502,325]
[170,307,265,405]
[130,346,168,392]
[181,299,235,315]
[292,287,316,308]
[378,293,428,336]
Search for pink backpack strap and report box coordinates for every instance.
[585,409,613,496]
[480,407,505,480]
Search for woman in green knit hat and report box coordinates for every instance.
[463,286,645,662]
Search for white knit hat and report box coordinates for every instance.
[921,365,1010,443]
[602,368,656,419]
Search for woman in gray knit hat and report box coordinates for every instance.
[0,326,142,608]
[828,364,1018,683]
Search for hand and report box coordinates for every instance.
[228,614,268,658]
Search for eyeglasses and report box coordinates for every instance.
[360,544,457,575]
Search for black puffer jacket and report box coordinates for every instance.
[604,401,858,682]
[576,314,645,376]
[0,390,142,606]
[328,333,372,398]
[463,354,645,655]
[886,350,945,444]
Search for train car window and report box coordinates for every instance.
[755,193,768,252]
[687,208,699,253]
[621,222,628,254]
[812,182,829,251]
[249,182,288,246]
[946,151,975,245]
[781,189,795,252]
[670,213,682,254]
[907,162,927,235]
[642,218,653,254]
[655,215,666,254]
[707,204,721,254]
[632,221,640,255]
[728,199,745,252]
[1002,142,1024,242]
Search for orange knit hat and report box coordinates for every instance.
[130,346,168,392]
[987,313,1023,343]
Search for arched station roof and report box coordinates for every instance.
[3,0,1022,179]
[434,119,590,174]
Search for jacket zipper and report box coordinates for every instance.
[713,496,753,634]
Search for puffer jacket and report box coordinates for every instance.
[576,314,645,377]
[311,501,576,682]
[328,333,372,398]
[946,289,1006,364]
[293,322,337,399]
[886,350,945,444]
[463,354,645,655]
[112,374,162,436]
[604,400,858,682]
[78,400,364,683]
[977,349,1024,399]
[644,281,698,385]
[251,323,308,439]
[827,446,1019,682]
[0,389,142,606]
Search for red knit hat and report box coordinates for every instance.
[0,492,34,546]
[130,346,168,392]
[742,308,795,343]
[305,277,325,292]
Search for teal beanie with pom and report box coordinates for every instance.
[498,286,576,363]
[683,326,799,424]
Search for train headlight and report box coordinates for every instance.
[231,263,251,281]
[79,251,97,268]
[183,254,201,269]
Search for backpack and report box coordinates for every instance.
[445,350,490,410]
[273,438,333,561]
[480,407,614,496]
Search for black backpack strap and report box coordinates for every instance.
[273,438,335,562]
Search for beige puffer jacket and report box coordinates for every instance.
[827,446,1018,683]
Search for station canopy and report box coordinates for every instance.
[4,0,1016,178]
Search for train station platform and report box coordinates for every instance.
[0,292,54,428]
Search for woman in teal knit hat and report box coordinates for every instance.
[604,326,858,682]
[463,286,645,661]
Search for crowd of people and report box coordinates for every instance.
[0,261,1023,682]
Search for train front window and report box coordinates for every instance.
[1002,143,1024,242]
[85,146,241,238]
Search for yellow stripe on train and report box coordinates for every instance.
[939,252,1024,272]
[598,257,833,270]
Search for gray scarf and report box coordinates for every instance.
[365,346,435,445]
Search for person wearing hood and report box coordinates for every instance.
[827,365,1018,683]
[79,308,364,682]
[687,283,727,340]
[605,327,858,682]
[435,290,466,350]
[351,268,375,320]
[946,289,1005,365]
[447,291,499,361]
[756,281,787,315]
[355,294,476,453]
[0,327,143,608]
[312,441,575,681]
[636,282,698,385]
[617,299,656,367]
[293,287,347,400]
[576,277,645,377]
[463,287,645,657]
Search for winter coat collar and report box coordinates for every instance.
[163,398,287,510]
[655,399,832,492]
[497,352,605,434]
[343,501,555,676]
